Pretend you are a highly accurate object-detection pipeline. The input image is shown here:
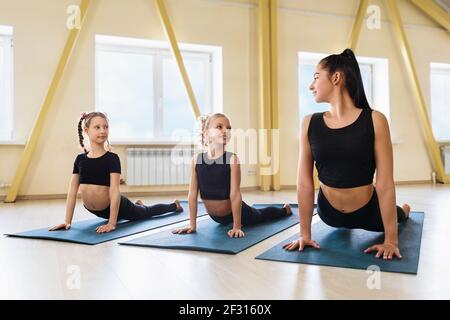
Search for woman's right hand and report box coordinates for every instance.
[48,223,71,231]
[283,237,320,251]
[172,226,196,234]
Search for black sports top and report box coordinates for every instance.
[195,151,234,200]
[72,151,121,187]
[307,108,376,188]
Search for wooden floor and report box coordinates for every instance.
[1,184,449,299]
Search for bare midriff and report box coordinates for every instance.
[79,184,111,211]
[202,199,232,217]
[320,183,374,213]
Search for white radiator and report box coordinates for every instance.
[126,148,195,186]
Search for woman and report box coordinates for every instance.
[284,49,410,260]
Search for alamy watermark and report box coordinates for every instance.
[66,5,81,30]
[366,5,381,30]
[366,265,381,290]
[66,265,81,290]
[170,128,281,176]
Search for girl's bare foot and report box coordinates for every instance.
[283,203,292,216]
[135,199,144,206]
[402,203,411,219]
[175,200,183,212]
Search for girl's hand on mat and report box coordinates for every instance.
[364,243,402,260]
[283,238,320,251]
[48,223,71,231]
[172,227,196,234]
[95,223,116,233]
[227,228,245,238]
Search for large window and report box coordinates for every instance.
[430,63,450,142]
[0,25,14,141]
[298,52,389,126]
[95,35,222,143]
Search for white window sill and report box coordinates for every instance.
[0,140,26,146]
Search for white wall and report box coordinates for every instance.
[1,0,449,198]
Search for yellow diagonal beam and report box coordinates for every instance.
[411,0,450,32]
[349,0,369,50]
[387,0,448,183]
[5,0,92,203]
[154,0,201,119]
[258,0,272,191]
[269,0,280,190]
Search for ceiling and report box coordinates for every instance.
[217,0,450,14]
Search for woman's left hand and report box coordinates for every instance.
[96,223,116,233]
[227,228,245,238]
[364,242,402,260]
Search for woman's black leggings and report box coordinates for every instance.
[209,201,287,226]
[317,187,408,232]
[85,195,178,221]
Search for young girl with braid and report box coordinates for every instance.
[172,113,292,238]
[49,112,183,233]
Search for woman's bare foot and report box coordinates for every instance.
[402,203,411,220]
[175,200,184,212]
[283,203,292,216]
[135,199,144,206]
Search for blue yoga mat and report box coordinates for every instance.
[5,201,208,245]
[255,212,424,274]
[120,204,302,254]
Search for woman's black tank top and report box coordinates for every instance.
[307,108,376,188]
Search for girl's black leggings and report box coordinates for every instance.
[209,201,287,226]
[85,195,178,221]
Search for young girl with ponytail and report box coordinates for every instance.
[284,49,411,260]
[172,113,292,238]
[49,111,183,233]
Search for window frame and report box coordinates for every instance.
[94,35,222,144]
[430,62,450,143]
[0,25,14,142]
